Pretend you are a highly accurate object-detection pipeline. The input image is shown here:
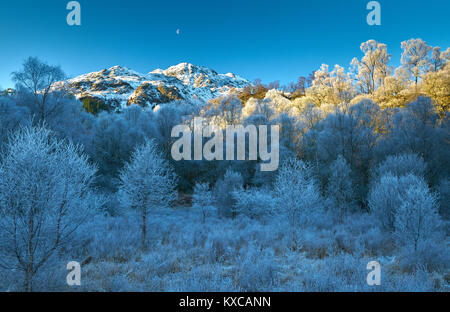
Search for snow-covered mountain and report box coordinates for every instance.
[61,63,250,111]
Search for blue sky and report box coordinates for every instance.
[0,0,449,88]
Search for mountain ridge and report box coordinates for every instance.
[58,63,250,112]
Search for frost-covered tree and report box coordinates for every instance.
[421,62,450,115]
[326,155,354,221]
[401,38,431,86]
[435,178,450,219]
[368,173,436,233]
[89,107,157,190]
[11,57,66,121]
[380,96,449,185]
[0,126,98,291]
[41,97,96,147]
[371,153,427,184]
[0,97,31,149]
[351,40,391,94]
[296,102,324,130]
[273,113,301,152]
[118,139,177,246]
[368,174,400,231]
[154,103,190,156]
[372,68,411,108]
[192,182,214,223]
[274,158,323,249]
[242,98,274,122]
[394,177,442,252]
[307,64,354,105]
[262,89,293,114]
[308,64,332,105]
[214,169,243,218]
[205,95,242,127]
[302,100,380,203]
[430,47,444,72]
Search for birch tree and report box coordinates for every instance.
[351,40,391,94]
[11,57,66,122]
[401,38,431,86]
[0,126,98,291]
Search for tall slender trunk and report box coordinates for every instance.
[24,271,33,292]
[26,214,34,292]
[142,210,147,248]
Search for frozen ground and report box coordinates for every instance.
[1,204,446,292]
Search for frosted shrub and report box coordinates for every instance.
[208,236,227,263]
[299,253,368,291]
[232,188,275,220]
[360,226,394,256]
[71,215,142,263]
[236,247,279,291]
[397,239,450,273]
[170,266,236,292]
[381,268,437,292]
[300,230,332,259]
[207,232,240,263]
